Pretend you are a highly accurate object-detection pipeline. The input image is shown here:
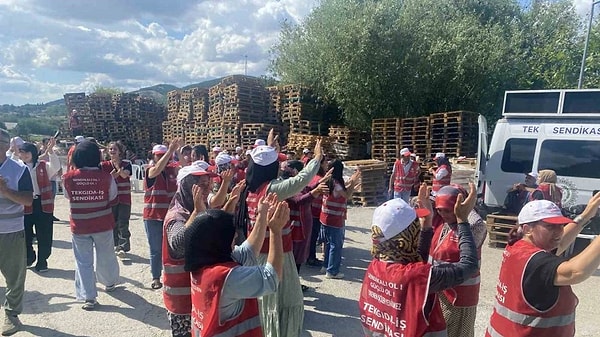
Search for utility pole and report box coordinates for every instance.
[578,1,600,89]
[244,55,248,76]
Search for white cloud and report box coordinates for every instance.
[0,0,319,105]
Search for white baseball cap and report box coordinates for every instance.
[152,144,168,154]
[74,135,85,144]
[400,148,411,157]
[254,139,266,147]
[434,152,445,159]
[250,145,278,166]
[10,136,24,148]
[527,172,539,179]
[176,160,215,184]
[215,152,232,166]
[372,198,430,244]
[518,200,572,225]
[235,146,242,152]
[303,148,311,154]
[212,146,222,153]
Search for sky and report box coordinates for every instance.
[0,0,593,106]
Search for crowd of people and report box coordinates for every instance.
[2,130,600,337]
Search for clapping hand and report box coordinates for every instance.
[454,182,476,223]
[318,168,333,184]
[416,183,433,228]
[268,201,290,234]
[191,184,207,213]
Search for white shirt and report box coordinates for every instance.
[27,152,60,195]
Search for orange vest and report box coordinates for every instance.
[393,160,420,193]
[486,240,577,337]
[359,259,447,337]
[100,160,131,205]
[162,208,191,315]
[24,161,54,215]
[432,165,451,192]
[191,262,262,337]
[320,182,346,228]
[429,225,481,307]
[63,169,116,235]
[143,165,178,220]
[247,182,293,253]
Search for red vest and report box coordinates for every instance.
[289,198,304,242]
[247,182,293,253]
[100,160,132,205]
[162,208,191,315]
[393,160,420,193]
[24,161,54,215]
[486,240,577,337]
[143,165,178,220]
[359,259,447,337]
[63,169,116,235]
[530,183,563,208]
[191,262,262,337]
[67,145,76,171]
[429,225,481,307]
[310,175,323,218]
[432,165,451,192]
[320,182,346,228]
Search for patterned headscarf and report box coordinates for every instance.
[537,169,561,204]
[371,219,422,263]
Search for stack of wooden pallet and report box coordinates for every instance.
[63,92,89,136]
[344,159,388,206]
[371,118,400,175]
[329,126,369,160]
[428,111,478,157]
[400,117,430,159]
[486,214,518,248]
[277,85,339,137]
[64,92,165,157]
[286,133,333,157]
[162,88,210,145]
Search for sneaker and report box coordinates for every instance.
[82,300,97,311]
[35,266,49,273]
[116,250,126,258]
[320,267,327,273]
[301,284,310,292]
[105,284,117,292]
[2,315,22,336]
[325,273,345,279]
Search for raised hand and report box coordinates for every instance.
[191,183,207,213]
[454,182,476,224]
[268,201,290,234]
[313,138,323,160]
[221,168,235,183]
[416,183,433,228]
[169,138,181,152]
[318,168,333,184]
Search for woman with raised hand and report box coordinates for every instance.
[359,183,479,337]
[487,193,600,337]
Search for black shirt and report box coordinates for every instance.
[523,251,568,311]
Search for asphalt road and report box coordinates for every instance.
[2,192,600,337]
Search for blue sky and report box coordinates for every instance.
[0,0,591,105]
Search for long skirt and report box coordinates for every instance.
[439,293,477,337]
[257,251,304,337]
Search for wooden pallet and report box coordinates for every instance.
[486,214,518,248]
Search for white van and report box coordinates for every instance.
[476,89,600,213]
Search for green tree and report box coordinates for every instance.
[91,86,124,95]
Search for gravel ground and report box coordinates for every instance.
[2,192,600,337]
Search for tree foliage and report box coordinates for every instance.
[270,0,588,128]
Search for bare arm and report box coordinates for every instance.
[555,236,600,286]
[209,169,234,208]
[0,171,33,206]
[556,192,600,256]
[148,139,180,179]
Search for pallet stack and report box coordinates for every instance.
[400,117,430,159]
[486,214,518,248]
[162,88,210,145]
[286,133,333,157]
[64,92,165,157]
[428,111,478,157]
[371,118,401,174]
[344,160,388,206]
[329,126,369,160]
[63,92,89,136]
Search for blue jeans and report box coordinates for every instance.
[72,230,120,301]
[394,190,411,203]
[321,224,344,275]
[144,220,163,280]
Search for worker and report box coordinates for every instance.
[430,152,452,193]
[530,169,563,207]
[487,195,600,337]
[388,147,421,203]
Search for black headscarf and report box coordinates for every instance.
[72,141,101,168]
[192,144,209,162]
[184,209,235,272]
[234,157,279,243]
[327,159,346,192]
[435,156,452,174]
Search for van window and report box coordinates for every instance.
[504,92,560,114]
[538,140,600,178]
[501,138,536,174]
[563,91,600,114]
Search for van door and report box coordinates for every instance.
[475,115,488,197]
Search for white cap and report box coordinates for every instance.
[302,148,311,154]
[254,139,266,147]
[245,149,252,155]
[372,199,430,244]
[72,109,78,113]
[176,160,215,184]
[250,145,278,166]
[517,200,572,225]
[400,148,411,157]
[10,136,24,148]
[212,146,222,153]
[215,152,232,166]
[434,152,445,159]
[235,146,242,152]
[74,135,85,144]
[152,144,168,154]
[527,172,538,179]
